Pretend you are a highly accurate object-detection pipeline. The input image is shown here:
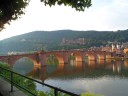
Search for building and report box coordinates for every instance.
[61,38,85,45]
[124,48,128,58]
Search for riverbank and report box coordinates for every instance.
[0,78,27,96]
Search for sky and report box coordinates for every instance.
[0,0,128,40]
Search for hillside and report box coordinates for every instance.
[0,29,128,54]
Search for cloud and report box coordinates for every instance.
[90,0,128,30]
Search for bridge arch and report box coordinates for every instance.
[13,57,38,74]
[13,57,38,66]
[86,54,95,61]
[106,54,111,59]
[41,53,64,66]
[69,52,82,62]
[54,54,64,64]
[96,53,105,60]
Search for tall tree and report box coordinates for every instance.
[0,0,91,31]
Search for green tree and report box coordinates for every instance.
[0,0,29,31]
[0,0,91,31]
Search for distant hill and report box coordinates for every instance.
[0,29,128,54]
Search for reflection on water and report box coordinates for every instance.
[13,57,34,75]
[13,59,128,96]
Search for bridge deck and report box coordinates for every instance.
[0,78,27,96]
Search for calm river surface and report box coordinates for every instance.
[13,58,128,96]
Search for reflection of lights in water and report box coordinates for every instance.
[124,61,128,68]
[112,63,121,73]
[57,64,64,71]
[117,66,121,73]
[70,60,76,66]
[113,64,115,72]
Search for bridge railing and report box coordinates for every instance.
[0,66,80,96]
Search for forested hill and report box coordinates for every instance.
[0,29,128,54]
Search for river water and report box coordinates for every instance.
[13,58,128,96]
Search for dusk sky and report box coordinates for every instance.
[0,0,128,40]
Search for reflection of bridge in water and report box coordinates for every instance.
[28,60,128,81]
[0,50,112,67]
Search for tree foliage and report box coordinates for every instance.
[41,0,91,11]
[0,0,29,31]
[0,0,91,31]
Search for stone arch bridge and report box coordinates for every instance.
[0,50,112,66]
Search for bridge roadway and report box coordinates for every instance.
[0,50,112,67]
